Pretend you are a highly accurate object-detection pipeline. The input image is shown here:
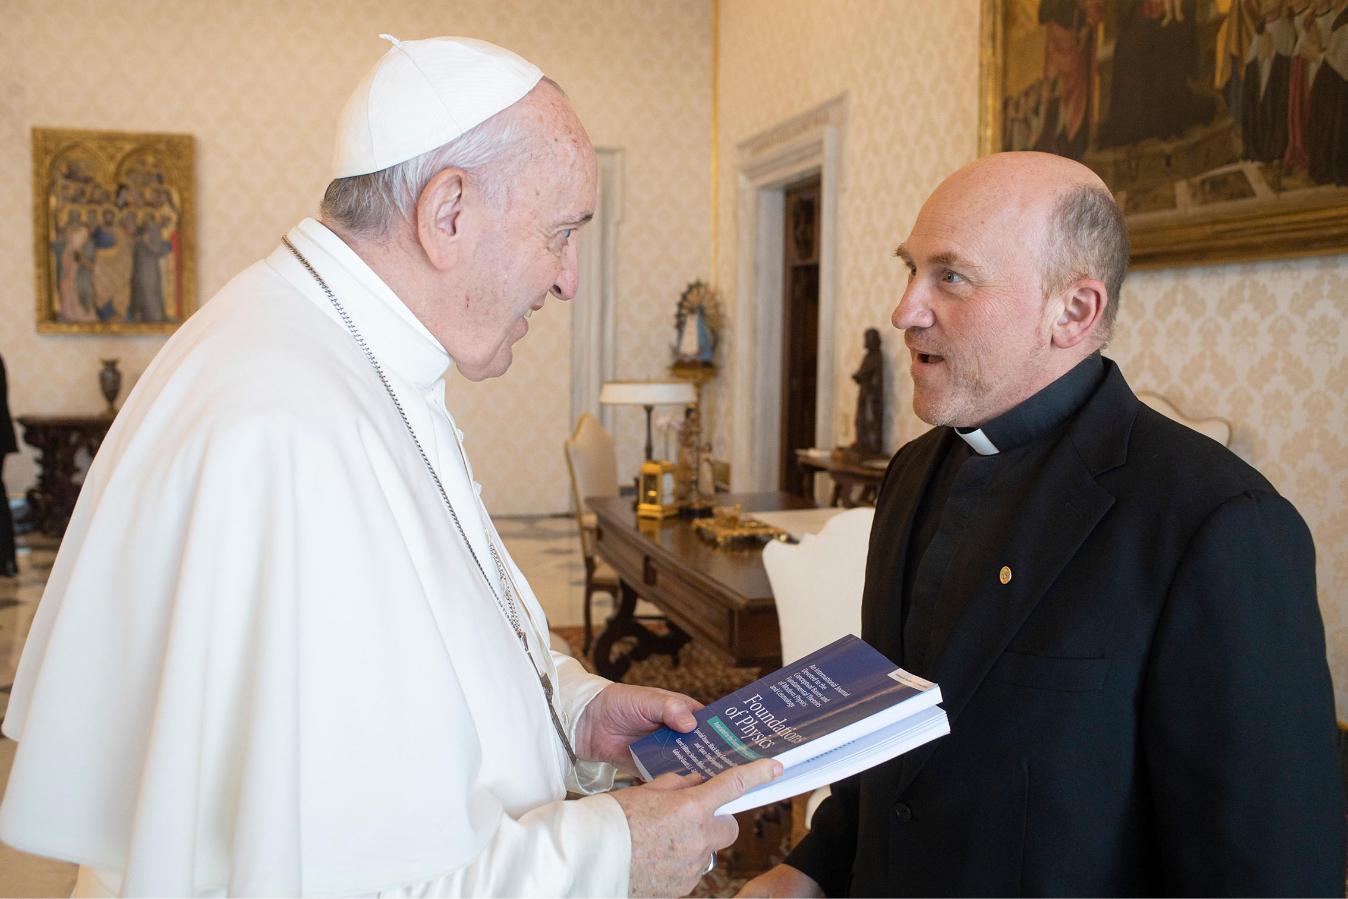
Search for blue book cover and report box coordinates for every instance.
[629,634,944,784]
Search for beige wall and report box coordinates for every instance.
[0,0,712,516]
[4,0,1345,712]
[714,0,1348,715]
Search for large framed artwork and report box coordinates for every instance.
[32,127,195,333]
[980,0,1348,268]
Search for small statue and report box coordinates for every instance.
[851,328,884,456]
[672,281,721,366]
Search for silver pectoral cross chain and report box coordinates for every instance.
[283,237,579,770]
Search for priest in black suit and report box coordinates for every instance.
[739,152,1344,897]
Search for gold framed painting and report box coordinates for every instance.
[32,127,195,333]
[979,0,1348,268]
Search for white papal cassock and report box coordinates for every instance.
[0,219,630,896]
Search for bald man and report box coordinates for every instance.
[742,152,1344,897]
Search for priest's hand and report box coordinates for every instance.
[736,863,825,897]
[612,758,783,897]
[575,683,702,774]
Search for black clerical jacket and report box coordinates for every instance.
[786,359,1345,896]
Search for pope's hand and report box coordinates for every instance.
[736,863,825,897]
[612,758,783,897]
[575,683,701,774]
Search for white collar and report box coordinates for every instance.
[267,218,451,392]
[956,428,1000,456]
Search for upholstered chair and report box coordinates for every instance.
[564,413,623,655]
[1136,391,1232,448]
[763,506,875,829]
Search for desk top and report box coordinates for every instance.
[588,491,812,612]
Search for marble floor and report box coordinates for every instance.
[0,534,76,897]
[0,515,610,897]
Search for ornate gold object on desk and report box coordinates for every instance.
[693,503,786,547]
[637,459,678,519]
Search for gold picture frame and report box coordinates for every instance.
[33,127,195,333]
[979,0,1348,269]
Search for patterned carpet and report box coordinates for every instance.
[553,624,760,706]
[553,624,792,897]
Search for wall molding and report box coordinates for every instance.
[730,95,846,492]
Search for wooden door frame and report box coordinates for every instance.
[731,96,846,493]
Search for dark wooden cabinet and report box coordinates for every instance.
[18,414,113,536]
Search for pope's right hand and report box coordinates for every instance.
[610,758,783,898]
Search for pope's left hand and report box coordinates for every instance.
[575,683,702,774]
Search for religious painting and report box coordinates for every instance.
[980,0,1348,268]
[32,127,195,333]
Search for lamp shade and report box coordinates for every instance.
[599,380,696,407]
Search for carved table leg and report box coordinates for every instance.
[592,581,692,681]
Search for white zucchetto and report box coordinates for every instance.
[331,34,543,179]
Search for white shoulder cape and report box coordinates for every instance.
[0,221,629,897]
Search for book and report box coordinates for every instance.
[628,634,950,815]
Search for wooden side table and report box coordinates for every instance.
[17,414,114,537]
[794,448,887,507]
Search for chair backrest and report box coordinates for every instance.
[762,506,875,665]
[1136,391,1232,448]
[564,413,620,557]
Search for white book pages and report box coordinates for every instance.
[714,705,950,816]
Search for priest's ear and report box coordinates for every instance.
[1050,277,1109,349]
[415,168,472,271]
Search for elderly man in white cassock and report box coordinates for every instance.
[0,35,780,898]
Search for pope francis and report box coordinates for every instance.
[0,35,778,898]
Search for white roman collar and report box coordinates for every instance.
[957,428,1000,456]
[268,218,451,392]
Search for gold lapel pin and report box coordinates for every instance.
[999,565,1012,585]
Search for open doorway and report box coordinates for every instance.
[730,97,845,495]
[780,175,821,497]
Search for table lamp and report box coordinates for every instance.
[600,380,697,518]
[598,380,697,461]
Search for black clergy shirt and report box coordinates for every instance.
[899,353,1105,677]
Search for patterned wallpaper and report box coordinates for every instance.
[4,0,1345,714]
[0,0,711,516]
[714,0,1348,715]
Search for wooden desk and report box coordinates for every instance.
[795,449,888,507]
[588,492,812,681]
[17,414,114,536]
